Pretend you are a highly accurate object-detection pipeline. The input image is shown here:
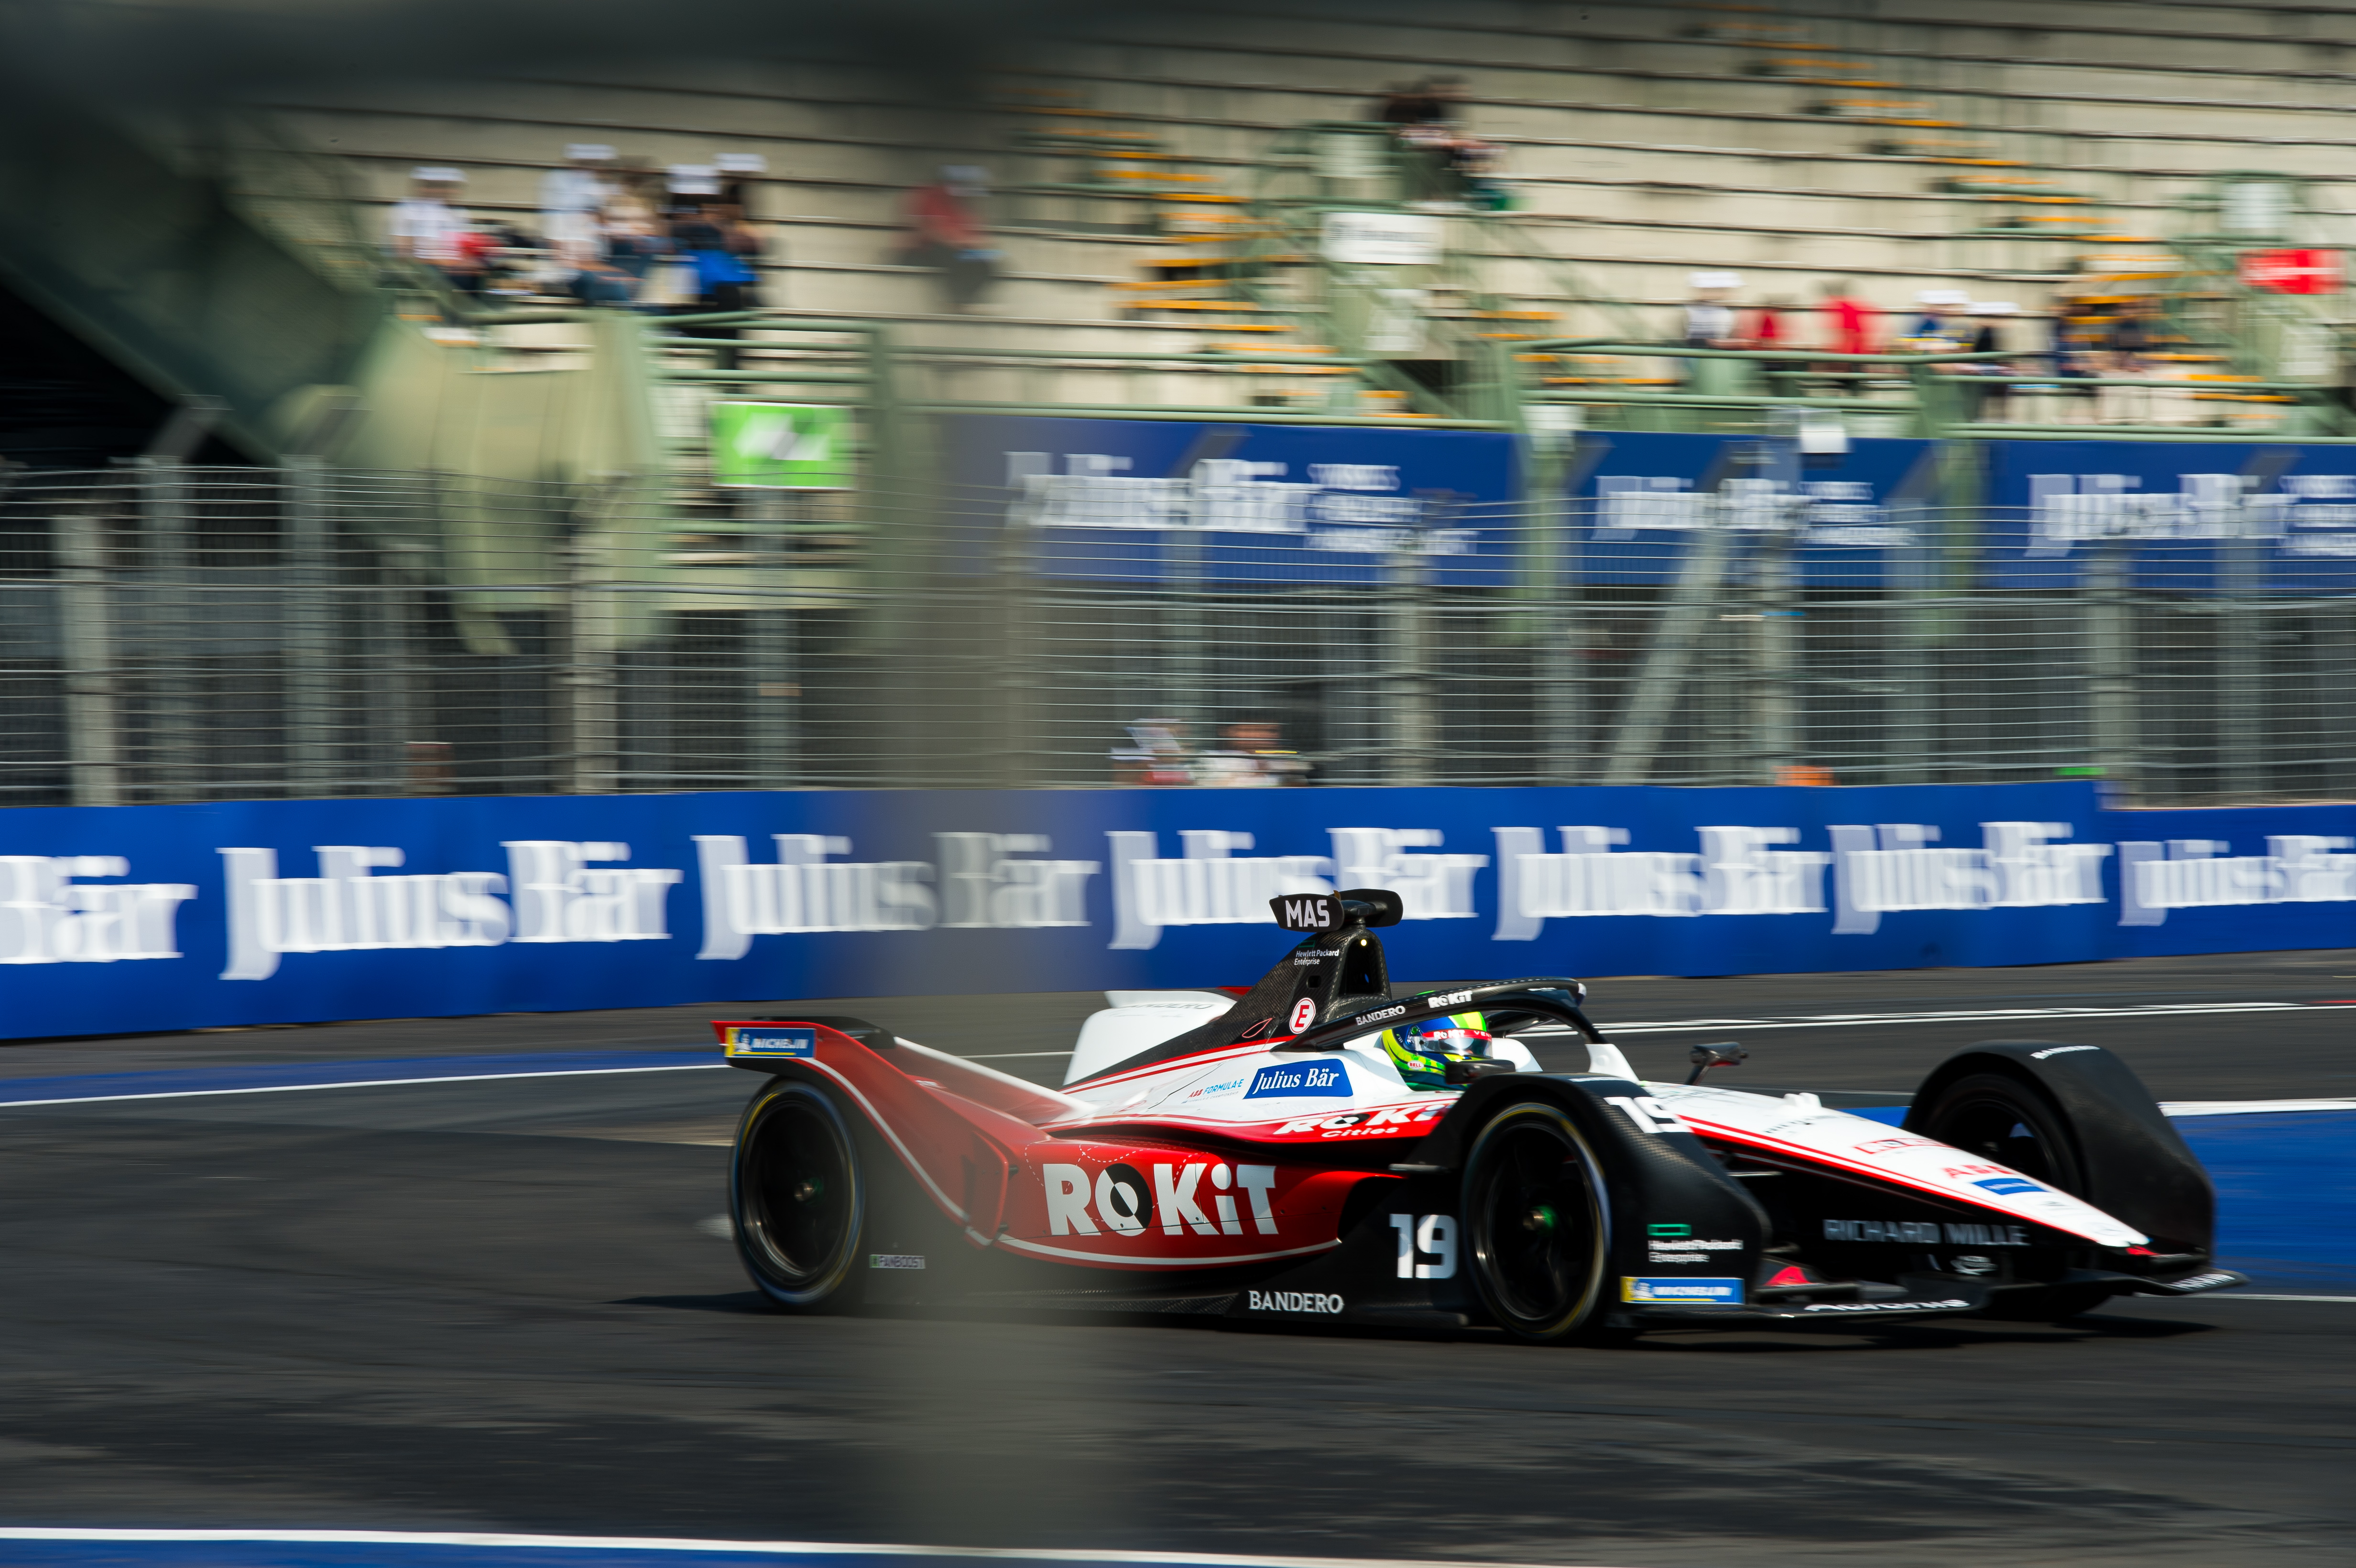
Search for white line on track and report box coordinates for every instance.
[2208,1294,2356,1304]
[2160,1099,2356,1117]
[1527,1000,2323,1036]
[0,1529,1624,1568]
[0,1062,730,1111]
[976,1000,2333,1061]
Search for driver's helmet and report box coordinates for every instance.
[1379,1011,1491,1091]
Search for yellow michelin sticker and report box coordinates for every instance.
[723,1026,817,1059]
[1622,1276,1744,1305]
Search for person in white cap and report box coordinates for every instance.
[1682,271,1743,349]
[1901,288,1971,354]
[540,144,618,274]
[387,167,482,294]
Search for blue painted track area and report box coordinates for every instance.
[1765,1102,2356,1289]
[2179,1112,2356,1288]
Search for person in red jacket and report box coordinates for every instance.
[1817,279,1877,392]
[901,166,1002,309]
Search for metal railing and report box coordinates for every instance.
[4,464,2350,809]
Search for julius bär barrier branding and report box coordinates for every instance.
[3,782,2348,1035]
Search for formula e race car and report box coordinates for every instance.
[713,890,2242,1340]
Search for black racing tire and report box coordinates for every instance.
[1912,1070,2111,1321]
[1462,1099,1612,1344]
[731,1078,867,1312]
[1912,1071,2086,1194]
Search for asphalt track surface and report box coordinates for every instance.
[2,949,2353,1568]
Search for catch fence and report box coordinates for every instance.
[1,464,2349,808]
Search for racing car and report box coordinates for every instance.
[713,889,2241,1340]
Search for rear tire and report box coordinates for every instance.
[1912,1070,2111,1322]
[1462,1100,1611,1343]
[731,1079,866,1311]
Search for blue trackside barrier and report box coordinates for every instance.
[0,781,2348,1040]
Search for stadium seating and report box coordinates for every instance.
[261,0,2356,368]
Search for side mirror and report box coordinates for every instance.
[1335,887,1405,927]
[1685,1042,1749,1085]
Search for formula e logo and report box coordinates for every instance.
[1248,1289,1343,1314]
[1287,998,1317,1034]
[1245,1061,1351,1099]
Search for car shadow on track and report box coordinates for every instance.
[612,1291,776,1314]
[607,1294,2221,1351]
[1614,1312,2218,1355]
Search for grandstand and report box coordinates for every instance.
[263,0,2356,387]
[6,0,2354,470]
[2,0,2353,809]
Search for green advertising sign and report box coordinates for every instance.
[709,402,853,489]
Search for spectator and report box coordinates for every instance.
[1373,80,1437,125]
[1752,294,1800,391]
[1899,289,1971,354]
[901,166,1001,310]
[2042,302,2104,422]
[1963,300,2018,421]
[2109,295,2160,376]
[1966,300,2015,357]
[1382,75,1505,209]
[386,167,482,294]
[669,194,765,364]
[1682,272,1742,348]
[1112,718,1193,786]
[671,198,764,310]
[2105,295,2166,422]
[1235,722,1309,786]
[1816,278,1877,394]
[595,193,673,302]
[539,143,618,269]
[1818,278,1877,356]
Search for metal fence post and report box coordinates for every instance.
[54,508,123,807]
[747,488,799,790]
[1385,538,1434,785]
[2087,535,2140,802]
[1750,523,1799,783]
[375,534,428,794]
[2219,530,2264,801]
[139,457,196,799]
[1883,512,1941,785]
[563,534,619,794]
[995,501,1039,788]
[282,456,338,795]
[1602,520,1731,785]
[1524,425,1582,785]
[1166,519,1206,761]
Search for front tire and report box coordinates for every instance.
[1912,1071,2085,1193]
[1462,1100,1611,1343]
[1912,1070,2109,1321]
[731,1079,866,1311]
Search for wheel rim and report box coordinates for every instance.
[1468,1107,1606,1336]
[738,1087,860,1298]
[1926,1076,2082,1194]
